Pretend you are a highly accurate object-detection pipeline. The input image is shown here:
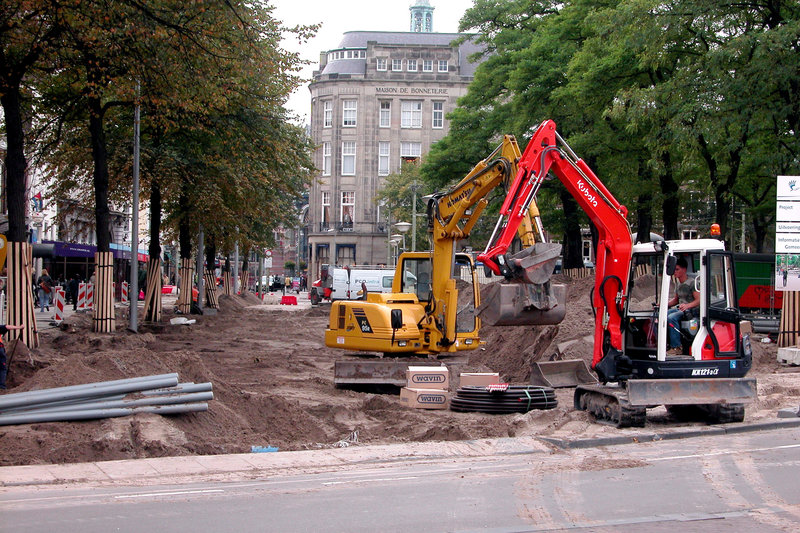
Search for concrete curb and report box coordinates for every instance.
[2,418,799,489]
[539,418,800,449]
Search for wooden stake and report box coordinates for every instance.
[177,258,194,314]
[223,270,232,296]
[204,269,219,309]
[143,257,163,322]
[6,242,39,348]
[779,290,800,347]
[92,252,115,333]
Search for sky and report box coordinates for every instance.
[271,0,473,123]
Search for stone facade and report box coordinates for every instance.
[307,30,483,278]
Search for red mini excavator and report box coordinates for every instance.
[476,120,756,427]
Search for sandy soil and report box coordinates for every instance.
[1,277,798,467]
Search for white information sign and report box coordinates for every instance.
[775,176,800,290]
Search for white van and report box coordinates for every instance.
[348,268,395,299]
[314,265,395,302]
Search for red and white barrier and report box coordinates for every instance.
[53,287,65,323]
[77,282,87,311]
[86,282,94,310]
[121,281,129,304]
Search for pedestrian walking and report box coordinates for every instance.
[37,269,53,313]
[0,323,25,389]
[69,273,81,310]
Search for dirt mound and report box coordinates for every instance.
[0,275,796,467]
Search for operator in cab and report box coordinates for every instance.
[667,256,700,354]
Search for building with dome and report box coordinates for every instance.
[305,1,484,277]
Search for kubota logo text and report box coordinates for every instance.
[576,179,598,208]
[412,375,446,383]
[691,368,719,376]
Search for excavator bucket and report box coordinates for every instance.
[477,282,566,326]
[477,242,566,327]
[530,359,598,388]
[507,242,562,284]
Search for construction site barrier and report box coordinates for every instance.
[53,288,65,324]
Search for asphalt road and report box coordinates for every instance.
[2,427,799,532]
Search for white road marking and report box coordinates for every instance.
[649,443,800,462]
[321,476,418,486]
[114,489,224,499]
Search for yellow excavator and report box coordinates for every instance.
[326,136,567,386]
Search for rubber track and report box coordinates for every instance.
[701,403,746,424]
[576,388,646,428]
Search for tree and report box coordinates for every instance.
[0,1,60,241]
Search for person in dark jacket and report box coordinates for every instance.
[69,274,81,310]
[0,323,25,389]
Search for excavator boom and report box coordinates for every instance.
[477,120,632,379]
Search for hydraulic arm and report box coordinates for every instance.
[477,120,633,380]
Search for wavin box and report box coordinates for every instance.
[406,366,450,390]
[400,387,449,410]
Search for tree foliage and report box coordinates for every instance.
[2,0,317,258]
[422,0,800,253]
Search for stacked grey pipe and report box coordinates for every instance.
[0,373,213,425]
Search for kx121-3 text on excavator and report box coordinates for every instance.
[326,135,567,386]
[477,120,755,427]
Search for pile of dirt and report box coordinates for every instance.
[0,279,797,468]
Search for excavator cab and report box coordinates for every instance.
[398,255,433,303]
[397,251,481,337]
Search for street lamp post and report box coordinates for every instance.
[389,234,402,266]
[394,221,411,254]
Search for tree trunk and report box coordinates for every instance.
[142,180,163,322]
[0,86,28,242]
[205,236,216,275]
[561,190,583,269]
[659,152,680,240]
[178,186,192,260]
[88,94,111,252]
[752,214,768,253]
[635,206,652,244]
[715,189,731,250]
[148,180,162,258]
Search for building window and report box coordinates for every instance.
[401,101,422,128]
[322,142,331,176]
[432,101,444,129]
[392,59,403,71]
[323,101,332,128]
[342,141,356,175]
[316,244,329,263]
[342,100,357,127]
[379,101,391,128]
[407,59,418,72]
[341,191,355,230]
[438,60,448,72]
[337,243,355,264]
[400,142,421,163]
[379,142,390,176]
[423,59,433,72]
[377,58,387,71]
[321,191,330,230]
